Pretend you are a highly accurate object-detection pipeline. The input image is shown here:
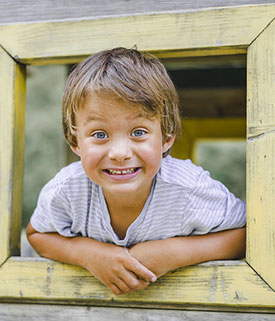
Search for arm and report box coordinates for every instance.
[26,223,156,295]
[129,227,246,278]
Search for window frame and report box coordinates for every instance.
[0,4,275,312]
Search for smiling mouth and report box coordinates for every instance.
[104,168,139,175]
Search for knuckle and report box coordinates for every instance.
[128,279,140,289]
[114,255,126,266]
[111,266,120,274]
[110,262,122,274]
[136,281,149,290]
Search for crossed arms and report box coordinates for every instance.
[27,223,246,296]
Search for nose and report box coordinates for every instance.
[108,137,133,162]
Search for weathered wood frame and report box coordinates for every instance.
[0,4,274,312]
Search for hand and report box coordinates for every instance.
[129,229,246,280]
[80,241,157,295]
[27,224,156,296]
[129,240,175,278]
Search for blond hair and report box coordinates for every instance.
[62,47,181,156]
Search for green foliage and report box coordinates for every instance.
[23,65,67,227]
[196,140,246,201]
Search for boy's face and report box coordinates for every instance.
[71,93,175,203]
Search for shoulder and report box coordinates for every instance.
[157,155,205,189]
[40,161,92,199]
[54,161,87,183]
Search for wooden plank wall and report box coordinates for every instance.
[0,0,275,24]
[1,303,275,321]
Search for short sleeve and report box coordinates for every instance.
[30,178,79,237]
[182,169,246,235]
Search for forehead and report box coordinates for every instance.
[78,92,155,121]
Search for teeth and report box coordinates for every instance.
[108,168,135,175]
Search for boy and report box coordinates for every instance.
[27,47,246,296]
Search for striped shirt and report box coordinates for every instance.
[30,155,246,247]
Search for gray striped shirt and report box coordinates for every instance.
[31,155,246,247]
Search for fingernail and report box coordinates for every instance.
[151,275,157,282]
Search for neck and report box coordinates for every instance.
[103,179,153,221]
[103,187,149,214]
[103,188,151,240]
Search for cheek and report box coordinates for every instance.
[140,142,163,168]
[80,146,102,171]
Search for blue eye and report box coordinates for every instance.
[132,129,146,137]
[92,132,108,139]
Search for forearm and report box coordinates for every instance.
[129,227,246,277]
[26,223,102,268]
[161,227,246,270]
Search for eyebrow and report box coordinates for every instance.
[83,115,105,125]
[129,113,147,120]
[84,112,147,126]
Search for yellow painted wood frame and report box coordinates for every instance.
[0,4,274,312]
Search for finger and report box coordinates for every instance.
[108,283,123,296]
[113,277,133,294]
[122,270,150,291]
[125,253,157,283]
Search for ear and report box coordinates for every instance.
[163,135,176,154]
[70,145,81,157]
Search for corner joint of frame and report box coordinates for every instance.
[0,44,23,65]
[248,16,275,48]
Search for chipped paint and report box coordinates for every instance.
[46,265,54,297]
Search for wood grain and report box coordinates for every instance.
[0,5,275,64]
[0,258,274,311]
[1,303,275,321]
[1,0,275,24]
[247,18,275,290]
[0,48,25,265]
